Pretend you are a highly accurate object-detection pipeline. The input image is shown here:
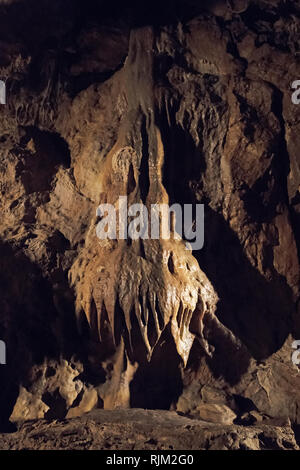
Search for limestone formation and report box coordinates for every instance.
[0,0,299,450]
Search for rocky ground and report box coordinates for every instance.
[0,409,299,450]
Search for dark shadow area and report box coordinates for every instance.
[291,204,300,338]
[197,206,294,362]
[292,423,300,447]
[43,389,67,421]
[139,115,151,204]
[130,325,183,410]
[0,0,227,38]
[160,104,205,208]
[11,127,71,205]
[0,242,59,429]
[0,0,225,101]
[158,98,296,387]
[0,240,92,430]
[66,67,126,98]
[240,1,300,54]
[186,313,251,387]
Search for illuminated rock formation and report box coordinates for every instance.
[0,0,299,433]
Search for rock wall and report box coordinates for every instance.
[0,0,299,431]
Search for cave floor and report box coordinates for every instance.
[0,409,298,450]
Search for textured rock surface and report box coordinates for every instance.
[0,409,299,450]
[0,0,299,450]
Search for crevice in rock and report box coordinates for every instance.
[130,325,183,410]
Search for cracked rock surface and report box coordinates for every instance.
[0,409,299,450]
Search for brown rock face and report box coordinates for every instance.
[0,0,300,447]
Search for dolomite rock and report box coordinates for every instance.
[0,0,299,450]
[0,409,299,451]
[9,359,92,422]
[10,386,49,422]
[194,403,237,425]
